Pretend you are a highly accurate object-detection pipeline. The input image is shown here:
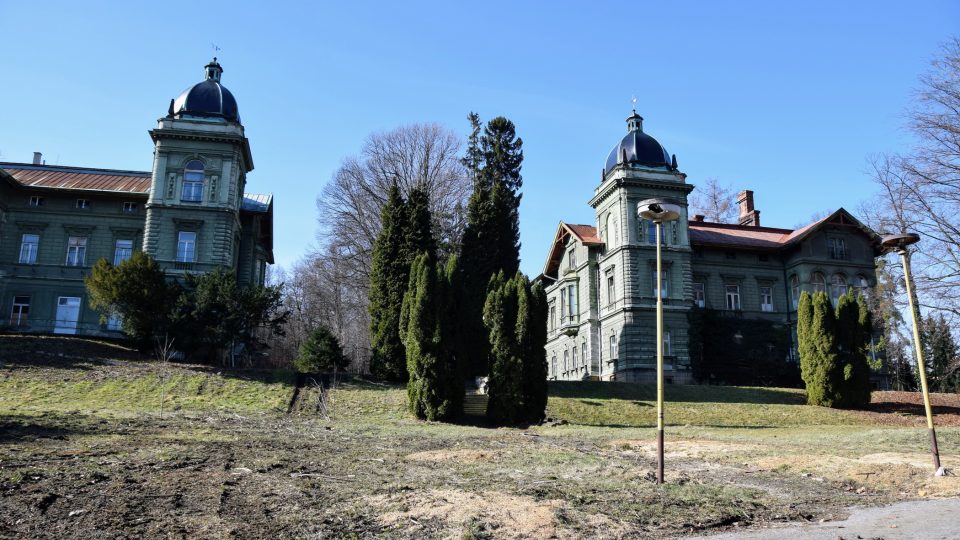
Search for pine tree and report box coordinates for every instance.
[484,272,524,424]
[368,184,410,381]
[801,292,842,406]
[404,253,461,421]
[295,326,348,373]
[458,115,524,377]
[921,314,960,393]
[797,291,815,391]
[404,185,436,263]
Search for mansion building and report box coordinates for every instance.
[542,112,881,383]
[0,59,273,336]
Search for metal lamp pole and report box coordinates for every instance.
[882,233,944,475]
[639,199,681,484]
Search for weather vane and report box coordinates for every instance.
[631,95,638,112]
[211,42,221,60]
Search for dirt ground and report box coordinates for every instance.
[1,339,958,539]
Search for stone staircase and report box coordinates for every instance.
[462,393,488,418]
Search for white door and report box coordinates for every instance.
[53,297,81,334]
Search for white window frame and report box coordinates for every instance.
[725,284,741,311]
[760,286,774,312]
[176,231,197,262]
[663,331,672,356]
[812,272,826,294]
[113,239,133,266]
[831,274,848,304]
[19,234,39,264]
[11,296,30,327]
[572,344,578,369]
[563,349,569,373]
[568,248,577,270]
[693,282,705,308]
[181,160,205,202]
[790,275,800,309]
[609,334,617,359]
[654,269,669,298]
[606,274,615,305]
[65,236,87,266]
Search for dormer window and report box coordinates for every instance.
[181,160,204,202]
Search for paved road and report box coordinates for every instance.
[685,498,960,540]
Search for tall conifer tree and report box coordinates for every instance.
[835,290,871,408]
[458,115,524,376]
[368,184,409,381]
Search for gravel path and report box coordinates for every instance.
[686,498,960,539]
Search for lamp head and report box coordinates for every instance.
[881,232,920,254]
[637,198,681,222]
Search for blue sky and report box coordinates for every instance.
[1,1,957,276]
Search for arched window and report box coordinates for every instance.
[856,274,869,295]
[812,272,826,294]
[182,160,204,202]
[790,275,800,309]
[830,274,847,304]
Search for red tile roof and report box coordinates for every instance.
[689,211,876,250]
[1,163,151,194]
[566,223,603,245]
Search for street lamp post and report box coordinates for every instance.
[638,198,682,484]
[881,233,944,476]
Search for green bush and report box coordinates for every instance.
[294,326,348,373]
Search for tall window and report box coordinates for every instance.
[19,234,39,264]
[113,239,133,265]
[176,231,197,262]
[812,272,826,293]
[609,334,617,359]
[856,275,869,296]
[559,287,566,322]
[581,341,587,368]
[65,236,87,266]
[571,344,578,369]
[760,286,774,312]
[563,349,569,372]
[663,331,672,356]
[725,284,741,310]
[831,274,848,304]
[645,219,657,244]
[828,238,846,260]
[551,354,557,377]
[790,275,800,309]
[549,302,556,330]
[568,248,577,270]
[567,285,578,321]
[653,270,669,298]
[693,282,705,308]
[181,160,205,202]
[10,296,30,327]
[606,274,615,305]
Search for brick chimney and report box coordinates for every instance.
[737,190,760,227]
[32,152,42,165]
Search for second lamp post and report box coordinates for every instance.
[638,198,682,484]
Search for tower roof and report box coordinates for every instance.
[171,58,240,123]
[604,111,672,175]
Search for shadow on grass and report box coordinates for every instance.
[549,381,806,405]
[0,415,98,444]
[869,402,960,417]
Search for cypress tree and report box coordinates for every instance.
[519,279,549,424]
[835,290,871,408]
[484,272,524,424]
[404,185,436,263]
[404,253,460,421]
[458,115,524,376]
[368,184,410,381]
[921,314,960,393]
[797,291,815,391]
[808,291,841,407]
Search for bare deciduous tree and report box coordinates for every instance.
[689,177,738,223]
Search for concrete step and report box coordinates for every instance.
[462,394,488,417]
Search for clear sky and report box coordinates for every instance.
[1,1,957,277]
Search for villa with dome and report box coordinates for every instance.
[541,111,883,384]
[0,59,273,336]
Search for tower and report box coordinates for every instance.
[143,58,254,273]
[588,111,694,382]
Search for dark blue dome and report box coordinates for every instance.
[171,59,240,123]
[604,112,671,174]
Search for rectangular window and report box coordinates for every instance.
[28,196,44,207]
[11,296,30,327]
[65,236,87,266]
[568,248,577,270]
[828,238,846,260]
[76,199,90,209]
[760,286,774,312]
[176,231,197,262]
[567,285,578,320]
[113,239,133,265]
[609,334,617,359]
[645,219,657,244]
[572,344,578,369]
[582,341,587,368]
[181,180,204,202]
[19,234,39,264]
[107,313,123,331]
[606,275,615,305]
[653,270,669,298]
[725,284,741,311]
[549,304,556,331]
[122,202,138,213]
[663,331,672,356]
[559,287,566,322]
[563,349,569,372]
[791,276,800,309]
[551,355,557,378]
[693,282,705,308]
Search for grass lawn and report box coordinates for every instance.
[1,335,958,539]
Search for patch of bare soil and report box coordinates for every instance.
[404,448,498,463]
[609,438,761,459]
[369,489,560,539]
[859,391,960,427]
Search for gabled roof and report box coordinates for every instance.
[543,222,604,278]
[688,208,881,251]
[0,163,152,194]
